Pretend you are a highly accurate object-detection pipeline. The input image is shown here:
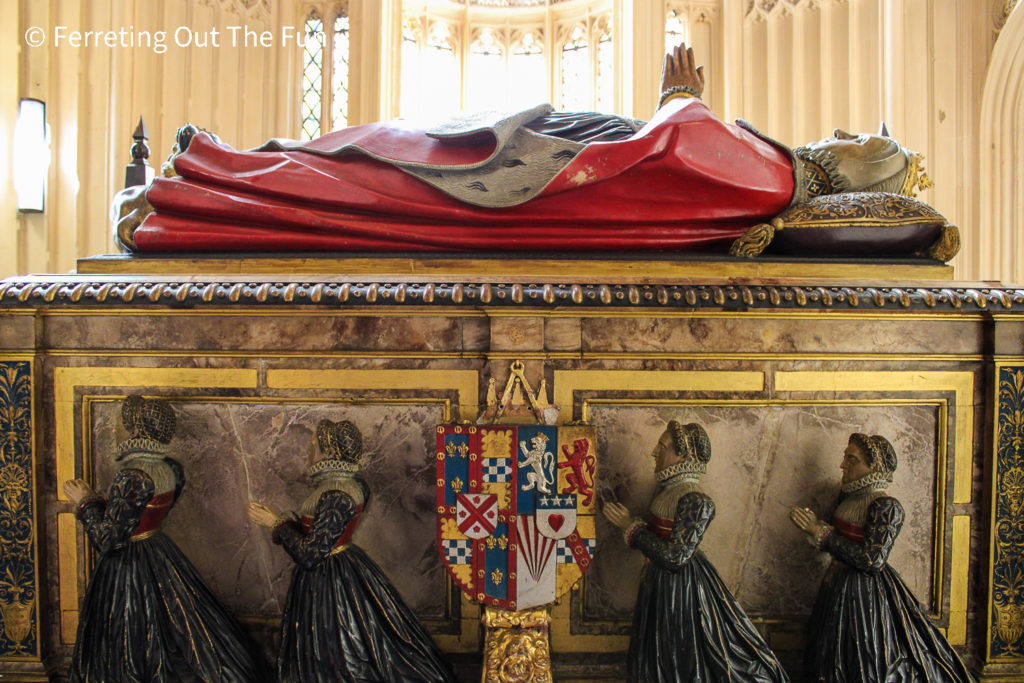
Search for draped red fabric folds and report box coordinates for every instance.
[135,99,796,253]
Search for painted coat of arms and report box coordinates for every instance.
[436,424,597,610]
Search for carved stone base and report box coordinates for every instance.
[481,607,552,683]
[0,660,48,682]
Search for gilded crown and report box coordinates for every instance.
[898,150,934,198]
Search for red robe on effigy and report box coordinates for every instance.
[134,98,796,253]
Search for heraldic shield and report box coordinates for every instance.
[436,424,598,611]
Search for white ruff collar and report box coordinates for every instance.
[116,436,169,460]
[310,458,359,481]
[655,459,705,487]
[841,469,892,494]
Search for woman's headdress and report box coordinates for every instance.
[793,124,933,199]
[848,433,898,475]
[117,395,175,459]
[842,432,897,493]
[657,421,711,483]
[311,419,362,478]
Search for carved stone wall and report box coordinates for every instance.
[0,0,1009,280]
[980,1,1024,285]
[721,0,995,282]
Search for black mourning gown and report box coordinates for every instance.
[525,111,645,142]
[70,459,269,683]
[273,482,456,683]
[806,493,974,682]
[628,488,789,682]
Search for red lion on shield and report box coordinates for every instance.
[559,438,596,506]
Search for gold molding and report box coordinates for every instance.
[582,397,949,620]
[549,369,973,650]
[38,349,989,363]
[551,370,766,423]
[55,368,481,650]
[44,350,490,360]
[774,371,975,504]
[265,369,479,421]
[30,308,990,321]
[54,367,260,501]
[948,515,971,645]
[35,308,489,318]
[57,513,78,644]
[74,254,954,280]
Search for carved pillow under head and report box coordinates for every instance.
[730,192,960,262]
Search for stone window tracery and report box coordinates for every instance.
[397,1,613,118]
[559,23,590,111]
[299,2,350,139]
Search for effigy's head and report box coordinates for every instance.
[794,126,933,198]
[842,432,897,489]
[653,421,711,483]
[847,432,897,474]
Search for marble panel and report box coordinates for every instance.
[545,318,582,352]
[585,403,939,622]
[0,314,35,350]
[461,317,490,352]
[43,315,463,352]
[489,317,544,351]
[582,317,985,356]
[994,320,1024,356]
[89,401,449,621]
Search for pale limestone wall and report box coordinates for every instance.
[0,0,1015,279]
[980,2,1024,284]
[2,0,303,275]
[719,0,1001,282]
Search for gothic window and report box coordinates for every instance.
[398,2,613,117]
[467,28,507,112]
[559,24,590,111]
[595,19,614,113]
[426,21,461,116]
[299,3,350,140]
[399,15,423,117]
[331,13,350,130]
[509,30,546,110]
[665,7,688,53]
[399,17,461,118]
[300,10,324,139]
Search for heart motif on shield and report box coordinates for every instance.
[536,497,576,540]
